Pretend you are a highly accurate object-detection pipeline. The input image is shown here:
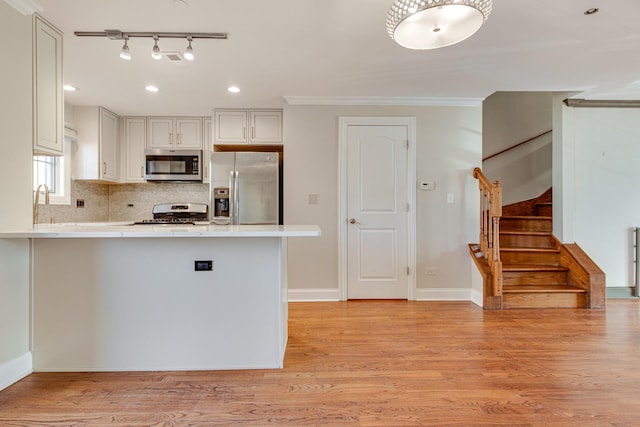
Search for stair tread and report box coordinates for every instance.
[501,247,559,253]
[502,215,552,220]
[503,264,569,272]
[504,285,586,294]
[500,230,552,236]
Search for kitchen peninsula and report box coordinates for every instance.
[1,224,320,372]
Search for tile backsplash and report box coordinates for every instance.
[109,182,209,221]
[37,180,210,224]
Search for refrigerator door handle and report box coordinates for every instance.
[229,170,235,224]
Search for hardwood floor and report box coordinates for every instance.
[1,300,640,426]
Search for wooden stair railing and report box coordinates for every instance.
[472,167,503,298]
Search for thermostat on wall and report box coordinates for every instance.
[420,181,436,191]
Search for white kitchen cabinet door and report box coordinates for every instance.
[33,15,64,155]
[147,117,202,149]
[74,106,120,182]
[100,109,119,181]
[214,109,282,144]
[175,118,202,148]
[214,110,248,143]
[147,118,174,148]
[249,110,283,144]
[124,117,146,182]
[202,118,212,183]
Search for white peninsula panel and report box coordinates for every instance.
[32,237,289,371]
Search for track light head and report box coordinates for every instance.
[119,37,131,60]
[184,37,194,61]
[151,36,162,60]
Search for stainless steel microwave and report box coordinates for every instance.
[144,149,202,182]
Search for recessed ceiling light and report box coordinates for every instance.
[173,0,188,7]
[227,86,240,93]
[63,85,78,92]
[145,85,160,93]
[584,8,599,15]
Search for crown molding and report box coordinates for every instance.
[283,96,483,107]
[4,0,43,15]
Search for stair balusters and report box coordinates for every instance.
[473,167,503,297]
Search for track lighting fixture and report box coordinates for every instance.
[119,36,131,60]
[184,37,194,61]
[151,36,162,60]
[74,30,227,61]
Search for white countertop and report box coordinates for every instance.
[0,223,321,238]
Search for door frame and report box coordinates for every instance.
[338,116,417,301]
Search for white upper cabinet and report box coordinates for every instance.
[33,15,64,155]
[214,109,282,144]
[147,117,202,149]
[74,106,120,182]
[203,118,212,183]
[123,117,146,183]
[249,110,283,143]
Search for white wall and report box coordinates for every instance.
[483,92,552,205]
[283,104,481,298]
[0,2,34,389]
[561,106,640,287]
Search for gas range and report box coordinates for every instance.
[133,203,209,225]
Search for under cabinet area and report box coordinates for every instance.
[33,14,64,155]
[214,109,282,144]
[147,117,202,149]
[73,106,120,182]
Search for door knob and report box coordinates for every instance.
[349,218,359,224]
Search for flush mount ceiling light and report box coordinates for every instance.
[63,84,78,92]
[74,30,227,61]
[387,0,493,50]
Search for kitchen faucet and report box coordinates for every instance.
[33,183,50,224]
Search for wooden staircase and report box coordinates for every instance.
[499,214,587,308]
[470,171,605,310]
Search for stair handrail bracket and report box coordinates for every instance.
[473,167,503,297]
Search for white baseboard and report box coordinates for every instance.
[470,288,483,308]
[288,288,341,302]
[0,352,32,391]
[414,287,472,301]
[288,288,477,303]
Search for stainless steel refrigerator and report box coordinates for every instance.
[210,151,280,225]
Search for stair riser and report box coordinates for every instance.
[500,234,554,248]
[500,251,560,265]
[503,292,587,309]
[503,271,568,286]
[536,205,553,216]
[501,218,552,232]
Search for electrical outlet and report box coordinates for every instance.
[308,194,319,205]
[194,260,213,271]
[425,267,436,276]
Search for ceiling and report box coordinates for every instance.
[31,0,640,116]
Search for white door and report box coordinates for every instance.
[345,122,410,299]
